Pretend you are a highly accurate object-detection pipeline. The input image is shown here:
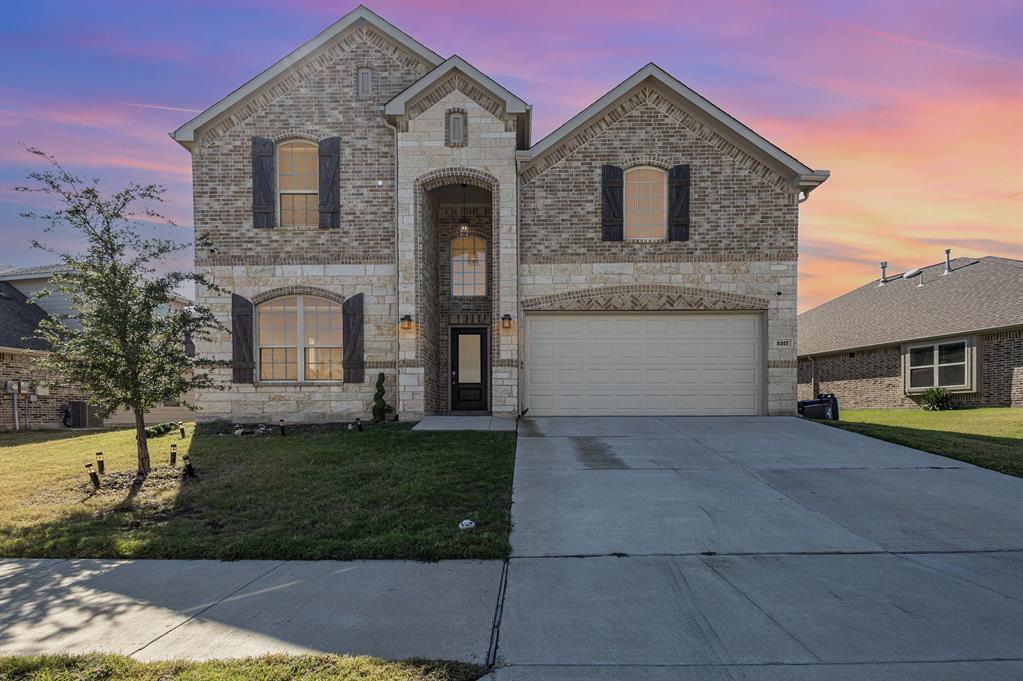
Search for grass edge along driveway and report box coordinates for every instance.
[0,653,485,681]
[0,422,515,561]
[822,407,1022,478]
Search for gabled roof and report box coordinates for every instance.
[0,282,50,351]
[518,63,829,195]
[171,5,442,149]
[385,55,529,116]
[0,263,65,281]
[798,256,1023,356]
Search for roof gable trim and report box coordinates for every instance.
[171,5,442,148]
[385,55,528,117]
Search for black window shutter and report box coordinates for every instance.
[342,293,365,383]
[251,138,275,229]
[601,165,624,241]
[318,136,341,229]
[231,293,254,383]
[668,164,691,241]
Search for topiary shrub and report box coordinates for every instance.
[920,387,953,411]
[371,372,394,424]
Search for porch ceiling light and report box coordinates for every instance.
[400,314,413,330]
[459,183,470,234]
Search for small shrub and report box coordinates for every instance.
[371,372,394,423]
[921,387,953,411]
[144,422,177,438]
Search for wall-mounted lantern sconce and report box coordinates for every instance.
[501,314,512,329]
[400,314,413,330]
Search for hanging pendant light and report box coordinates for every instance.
[458,183,470,234]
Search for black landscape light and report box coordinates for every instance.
[178,421,186,438]
[170,443,177,467]
[95,452,104,475]
[279,419,286,436]
[182,454,196,478]
[355,417,363,432]
[85,462,100,490]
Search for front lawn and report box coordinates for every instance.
[0,653,483,681]
[0,422,515,560]
[825,407,1022,477]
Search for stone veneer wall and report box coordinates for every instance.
[797,329,1023,409]
[517,86,799,415]
[397,88,519,417]
[0,350,84,431]
[195,265,397,422]
[187,26,432,423]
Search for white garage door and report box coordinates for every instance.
[524,312,762,416]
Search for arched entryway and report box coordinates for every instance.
[414,169,500,413]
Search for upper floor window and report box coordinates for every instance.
[451,236,486,297]
[257,295,343,381]
[277,140,318,227]
[623,166,666,240]
[446,110,467,147]
[904,337,975,393]
[357,68,373,97]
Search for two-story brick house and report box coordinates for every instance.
[172,5,828,422]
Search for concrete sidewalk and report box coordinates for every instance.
[0,558,502,663]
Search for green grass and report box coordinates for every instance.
[0,653,484,681]
[824,407,1023,477]
[0,423,515,560]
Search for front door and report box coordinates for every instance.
[451,328,488,411]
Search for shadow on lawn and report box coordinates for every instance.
[0,428,117,448]
[1,424,515,561]
[827,421,1023,478]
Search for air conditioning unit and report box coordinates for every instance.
[68,401,103,428]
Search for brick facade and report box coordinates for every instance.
[183,16,816,422]
[797,329,1023,409]
[0,351,84,431]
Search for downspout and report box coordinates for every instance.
[383,114,401,418]
[11,392,17,432]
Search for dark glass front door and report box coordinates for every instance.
[451,328,487,411]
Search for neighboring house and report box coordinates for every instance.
[171,5,829,421]
[0,264,195,430]
[797,254,1023,409]
[0,279,83,430]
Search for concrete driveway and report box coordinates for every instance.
[491,416,1023,679]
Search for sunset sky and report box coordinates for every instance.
[2,0,1021,312]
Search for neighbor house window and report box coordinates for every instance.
[904,337,974,392]
[446,110,467,146]
[451,236,486,296]
[357,68,373,97]
[257,295,342,381]
[277,140,318,227]
[623,166,667,240]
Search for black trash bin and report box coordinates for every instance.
[797,393,839,420]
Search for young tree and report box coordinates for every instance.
[16,148,223,475]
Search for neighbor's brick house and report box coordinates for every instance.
[173,5,829,422]
[798,255,1023,409]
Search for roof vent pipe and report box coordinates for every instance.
[878,261,888,286]
[944,248,952,275]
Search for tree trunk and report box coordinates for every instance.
[134,408,151,476]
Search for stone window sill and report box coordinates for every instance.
[255,381,345,387]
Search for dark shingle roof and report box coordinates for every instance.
[0,282,50,351]
[798,256,1023,356]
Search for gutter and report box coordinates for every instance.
[796,322,1023,359]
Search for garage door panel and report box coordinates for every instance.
[525,313,762,416]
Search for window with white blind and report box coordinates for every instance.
[903,337,975,392]
[257,295,343,381]
[623,166,667,240]
[277,140,318,227]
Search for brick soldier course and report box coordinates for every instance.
[172,5,829,422]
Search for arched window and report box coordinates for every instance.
[451,236,486,297]
[623,166,667,240]
[277,140,318,227]
[257,295,342,381]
